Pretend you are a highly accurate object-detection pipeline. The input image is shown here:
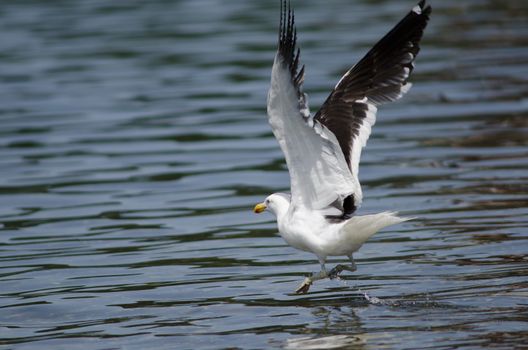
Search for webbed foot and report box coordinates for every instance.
[328,265,345,280]
[295,277,312,294]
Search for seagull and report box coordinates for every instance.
[253,0,431,294]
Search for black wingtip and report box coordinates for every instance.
[416,0,432,18]
[277,0,304,90]
[278,0,296,66]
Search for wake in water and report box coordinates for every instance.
[335,278,448,308]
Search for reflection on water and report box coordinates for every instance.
[284,334,366,350]
[1,0,527,349]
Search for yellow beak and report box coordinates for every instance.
[253,202,267,214]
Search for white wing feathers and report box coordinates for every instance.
[267,54,356,212]
[267,0,431,218]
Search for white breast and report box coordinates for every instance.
[277,208,332,255]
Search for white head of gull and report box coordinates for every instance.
[254,0,431,294]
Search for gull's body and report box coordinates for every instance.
[254,1,431,293]
[268,193,404,257]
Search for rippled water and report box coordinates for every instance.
[1,0,527,349]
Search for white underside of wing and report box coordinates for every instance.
[344,81,412,206]
[267,54,356,211]
[348,100,377,205]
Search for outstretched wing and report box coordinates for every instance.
[314,1,432,215]
[267,1,356,214]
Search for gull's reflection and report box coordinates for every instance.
[285,304,369,350]
[285,334,366,350]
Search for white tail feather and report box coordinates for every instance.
[336,212,413,254]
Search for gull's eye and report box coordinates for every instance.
[265,199,270,205]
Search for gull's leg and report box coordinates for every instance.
[328,254,357,279]
[295,259,328,294]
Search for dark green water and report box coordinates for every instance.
[1,1,527,349]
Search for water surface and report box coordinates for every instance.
[1,0,528,349]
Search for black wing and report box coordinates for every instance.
[315,1,432,218]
